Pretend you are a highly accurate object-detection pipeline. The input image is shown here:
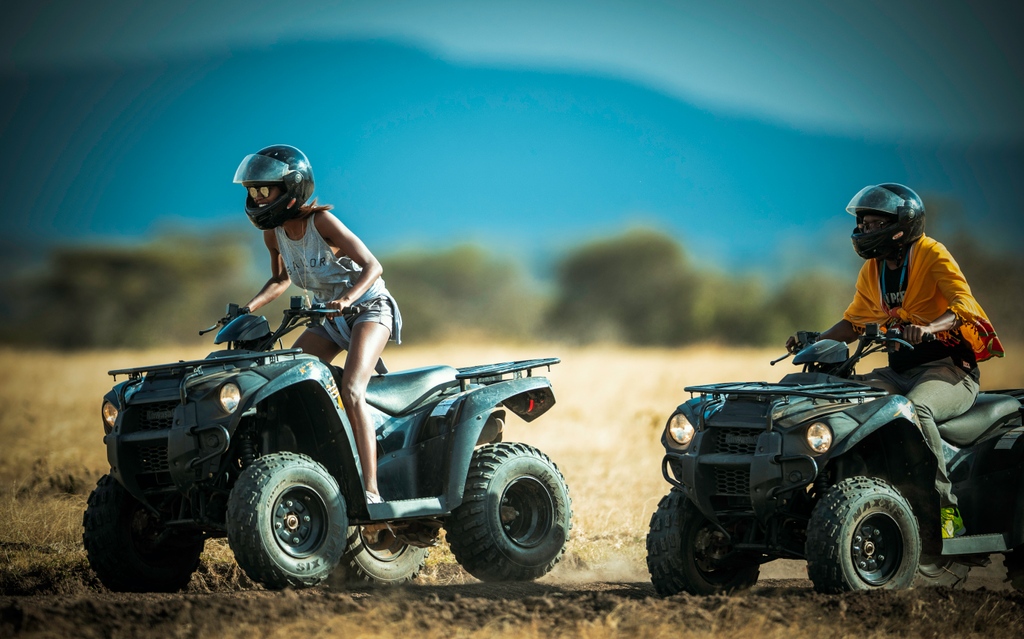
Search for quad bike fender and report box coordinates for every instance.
[162,357,362,501]
[244,357,342,411]
[825,395,930,459]
[442,377,556,507]
[820,394,944,554]
[242,358,363,498]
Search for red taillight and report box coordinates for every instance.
[528,398,535,413]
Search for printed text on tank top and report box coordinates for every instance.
[879,250,909,314]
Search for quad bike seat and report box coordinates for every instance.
[365,365,459,415]
[937,393,1021,447]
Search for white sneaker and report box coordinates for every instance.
[365,491,384,505]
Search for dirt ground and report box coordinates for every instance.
[2,560,1022,639]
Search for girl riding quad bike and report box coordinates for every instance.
[83,300,572,591]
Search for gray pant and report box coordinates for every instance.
[857,358,980,508]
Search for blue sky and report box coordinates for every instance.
[2,0,1022,276]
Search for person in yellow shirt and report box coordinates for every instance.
[786,183,1004,539]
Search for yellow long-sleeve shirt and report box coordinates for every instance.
[843,235,1004,363]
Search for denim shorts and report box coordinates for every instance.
[306,296,395,348]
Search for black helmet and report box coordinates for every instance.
[847,182,925,259]
[233,144,315,230]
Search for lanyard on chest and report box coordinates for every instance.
[879,250,910,314]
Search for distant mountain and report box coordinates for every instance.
[2,39,1021,276]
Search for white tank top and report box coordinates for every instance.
[274,215,386,306]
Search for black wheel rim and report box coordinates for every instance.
[498,475,554,549]
[129,505,166,560]
[693,524,739,581]
[272,486,328,558]
[850,513,903,586]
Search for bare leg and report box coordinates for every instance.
[340,322,391,497]
[292,329,343,363]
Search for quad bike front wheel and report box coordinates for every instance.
[806,476,921,593]
[446,442,572,582]
[82,474,204,592]
[226,452,347,590]
[646,489,760,596]
[335,525,430,587]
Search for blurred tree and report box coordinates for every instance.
[382,246,543,343]
[547,228,858,347]
[2,202,1015,350]
[2,232,253,348]
[546,229,699,345]
[700,272,774,345]
[762,272,855,346]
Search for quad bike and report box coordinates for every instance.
[646,323,1024,594]
[83,298,571,591]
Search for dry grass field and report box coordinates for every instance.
[2,342,1023,638]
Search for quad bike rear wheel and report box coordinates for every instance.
[646,489,760,596]
[806,476,920,593]
[446,442,572,582]
[83,474,204,592]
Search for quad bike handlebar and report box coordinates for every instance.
[775,322,934,377]
[201,298,364,335]
[198,297,370,353]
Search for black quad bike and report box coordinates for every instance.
[83,298,572,591]
[646,323,1024,594]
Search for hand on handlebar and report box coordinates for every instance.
[785,335,799,353]
[786,330,820,353]
[324,299,349,319]
[886,325,935,350]
[898,324,936,345]
[286,295,363,320]
[297,301,362,319]
[882,325,933,352]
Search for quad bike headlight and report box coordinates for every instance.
[219,383,241,414]
[667,413,695,449]
[101,401,118,434]
[806,422,833,454]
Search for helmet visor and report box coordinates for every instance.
[845,185,905,217]
[233,154,290,184]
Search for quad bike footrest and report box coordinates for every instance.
[942,533,1009,556]
[366,496,444,521]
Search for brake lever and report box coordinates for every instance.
[883,327,915,352]
[889,337,914,350]
[199,319,227,336]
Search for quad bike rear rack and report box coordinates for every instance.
[455,358,560,391]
